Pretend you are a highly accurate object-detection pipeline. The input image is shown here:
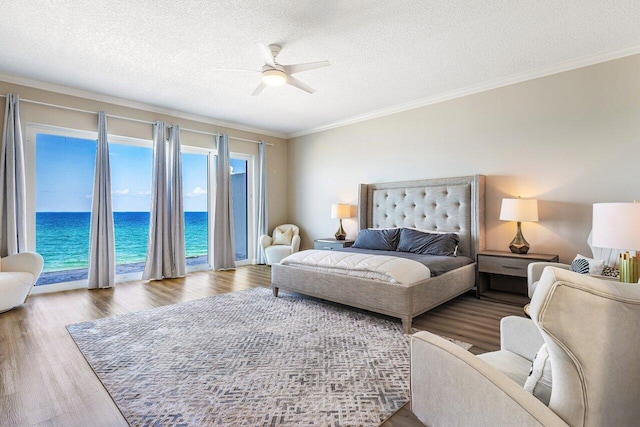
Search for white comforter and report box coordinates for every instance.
[280,250,431,284]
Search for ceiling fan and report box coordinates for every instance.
[244,44,330,96]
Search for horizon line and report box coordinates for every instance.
[36,211,208,213]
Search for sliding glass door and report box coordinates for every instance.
[33,126,254,287]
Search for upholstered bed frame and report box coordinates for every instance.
[271,175,485,333]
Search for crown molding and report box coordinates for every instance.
[0,71,287,140]
[287,44,640,139]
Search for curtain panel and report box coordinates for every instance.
[88,111,115,289]
[143,122,170,280]
[143,122,186,280]
[212,134,236,270]
[255,141,268,264]
[0,93,27,256]
[167,125,186,277]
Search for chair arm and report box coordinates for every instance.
[1,252,44,279]
[259,235,273,249]
[411,331,568,427]
[528,262,570,287]
[291,235,301,253]
[500,316,544,361]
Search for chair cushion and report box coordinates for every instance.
[478,349,552,406]
[478,350,532,386]
[273,227,293,245]
[0,272,35,312]
[264,245,293,264]
[0,271,34,287]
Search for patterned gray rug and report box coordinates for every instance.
[67,288,468,426]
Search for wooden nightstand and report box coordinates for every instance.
[477,250,559,305]
[314,238,354,250]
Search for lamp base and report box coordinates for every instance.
[508,222,530,254]
[335,219,346,241]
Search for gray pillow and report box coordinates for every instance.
[396,228,459,256]
[352,228,401,251]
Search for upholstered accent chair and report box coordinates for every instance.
[410,266,640,426]
[259,224,301,265]
[0,252,44,313]
[527,231,621,298]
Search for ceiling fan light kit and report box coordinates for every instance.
[262,68,287,86]
[250,43,330,96]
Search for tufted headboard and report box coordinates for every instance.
[357,175,485,259]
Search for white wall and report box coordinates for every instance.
[288,55,640,263]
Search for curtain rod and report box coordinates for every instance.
[0,94,273,146]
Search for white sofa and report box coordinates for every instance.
[410,266,640,426]
[259,224,301,265]
[0,252,44,313]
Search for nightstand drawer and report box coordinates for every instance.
[314,242,346,250]
[314,239,354,250]
[478,255,530,277]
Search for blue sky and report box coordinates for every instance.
[36,133,242,212]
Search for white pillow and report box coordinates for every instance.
[524,343,553,405]
[273,227,293,245]
[574,254,605,275]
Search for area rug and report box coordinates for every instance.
[67,288,469,426]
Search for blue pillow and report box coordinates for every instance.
[396,228,459,256]
[352,228,401,251]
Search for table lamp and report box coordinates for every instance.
[499,197,539,254]
[331,203,351,240]
[592,202,640,283]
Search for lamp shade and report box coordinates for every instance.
[499,198,539,222]
[331,203,351,219]
[592,203,640,250]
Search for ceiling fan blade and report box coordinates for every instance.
[251,81,267,96]
[257,43,275,67]
[208,68,260,73]
[283,61,330,75]
[285,75,315,94]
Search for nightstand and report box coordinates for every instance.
[314,238,354,250]
[477,250,559,305]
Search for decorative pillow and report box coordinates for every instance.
[353,228,401,251]
[273,227,293,245]
[524,343,553,405]
[602,265,620,278]
[574,254,605,275]
[570,258,590,274]
[396,228,459,256]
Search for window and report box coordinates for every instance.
[36,133,96,285]
[182,151,209,267]
[109,142,153,272]
[32,125,254,287]
[231,158,248,261]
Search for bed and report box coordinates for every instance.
[271,175,485,333]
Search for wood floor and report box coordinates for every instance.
[0,265,525,426]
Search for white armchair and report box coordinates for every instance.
[259,224,301,265]
[410,267,640,426]
[0,252,44,313]
[527,231,621,297]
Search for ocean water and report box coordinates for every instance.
[36,211,208,273]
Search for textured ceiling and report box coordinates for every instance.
[1,1,639,137]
